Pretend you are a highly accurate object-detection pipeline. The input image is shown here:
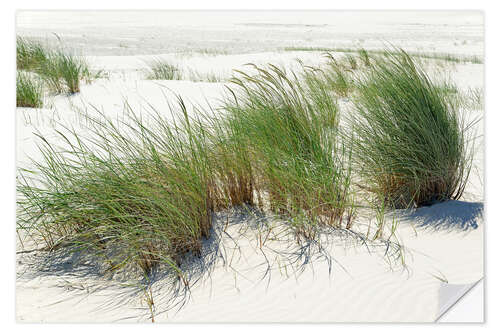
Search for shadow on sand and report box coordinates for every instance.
[17,205,406,322]
[399,200,483,232]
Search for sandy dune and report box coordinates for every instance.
[15,11,484,322]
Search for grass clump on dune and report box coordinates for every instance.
[16,37,49,71]
[219,64,355,236]
[17,102,215,277]
[17,72,43,108]
[17,37,91,94]
[349,50,472,208]
[145,59,182,80]
[16,62,356,278]
[38,50,90,94]
[17,47,469,277]
[21,50,467,283]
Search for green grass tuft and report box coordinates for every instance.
[17,72,43,108]
[145,59,182,80]
[17,37,49,71]
[219,64,355,235]
[17,60,359,278]
[17,37,91,94]
[38,50,90,94]
[349,49,473,208]
[17,101,214,276]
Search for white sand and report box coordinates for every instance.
[15,11,484,322]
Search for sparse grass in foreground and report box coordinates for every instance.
[451,87,484,111]
[17,72,43,108]
[17,101,214,277]
[145,59,182,80]
[358,49,371,67]
[432,81,484,112]
[349,49,473,208]
[466,87,484,110]
[344,54,358,70]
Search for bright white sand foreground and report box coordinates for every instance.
[15,203,484,322]
[16,11,484,322]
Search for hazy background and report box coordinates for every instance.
[16,10,483,56]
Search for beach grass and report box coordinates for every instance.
[283,46,483,64]
[17,37,91,94]
[344,54,358,70]
[38,50,90,94]
[145,59,182,80]
[465,87,484,110]
[194,48,229,56]
[348,49,473,208]
[449,87,484,111]
[186,69,224,82]
[17,47,471,282]
[358,48,371,67]
[17,37,49,71]
[17,71,43,108]
[219,64,355,235]
[17,61,359,278]
[17,100,214,277]
[318,54,355,98]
